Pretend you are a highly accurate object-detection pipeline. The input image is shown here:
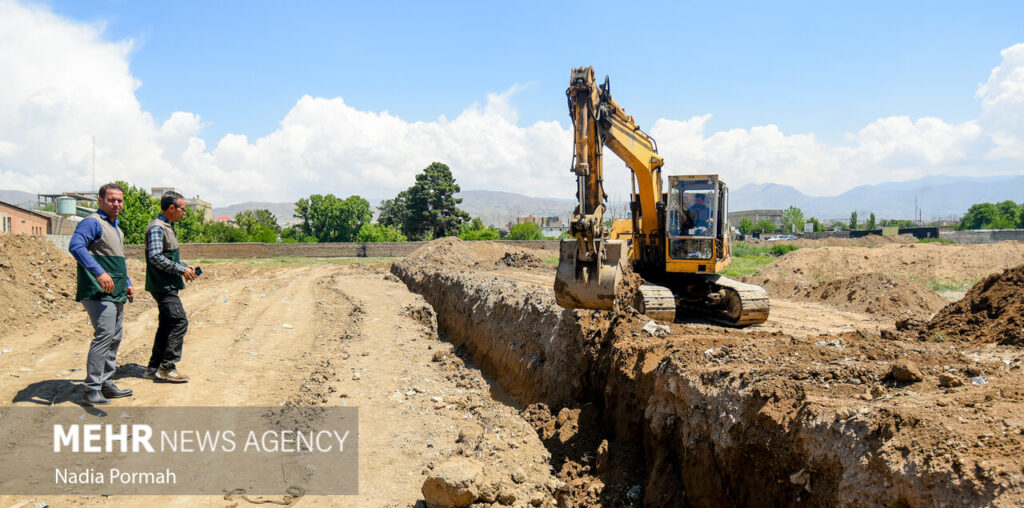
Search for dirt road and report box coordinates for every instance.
[0,261,555,507]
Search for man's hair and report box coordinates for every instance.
[160,191,186,211]
[98,183,124,199]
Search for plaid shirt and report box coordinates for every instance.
[146,215,187,275]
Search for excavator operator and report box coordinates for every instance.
[688,193,712,230]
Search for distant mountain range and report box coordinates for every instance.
[730,174,1024,220]
[0,190,37,208]
[6,174,1023,227]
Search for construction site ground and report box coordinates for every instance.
[2,234,1024,506]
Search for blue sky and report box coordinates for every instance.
[44,1,1021,144]
[2,0,1023,205]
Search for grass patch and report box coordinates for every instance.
[196,256,398,267]
[544,256,560,267]
[925,278,977,293]
[916,237,955,244]
[721,255,776,278]
[769,243,799,256]
[731,242,769,257]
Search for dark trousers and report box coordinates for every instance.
[148,290,188,371]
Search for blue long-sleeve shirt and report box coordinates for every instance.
[69,209,133,287]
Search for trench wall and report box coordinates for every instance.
[392,259,999,507]
[123,240,560,259]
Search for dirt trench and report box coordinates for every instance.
[392,239,1023,507]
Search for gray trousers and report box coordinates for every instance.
[81,299,124,392]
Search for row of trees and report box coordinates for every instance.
[114,162,556,245]
[117,181,284,244]
[735,206,925,235]
[958,201,1024,230]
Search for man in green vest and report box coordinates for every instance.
[143,191,197,383]
[69,183,136,405]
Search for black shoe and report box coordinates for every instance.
[82,390,110,406]
[101,384,133,398]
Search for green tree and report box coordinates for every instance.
[754,220,777,234]
[806,217,826,233]
[459,217,500,241]
[379,162,470,240]
[115,181,160,244]
[377,192,410,231]
[174,205,211,243]
[780,206,804,234]
[738,217,755,235]
[235,209,281,234]
[867,212,877,230]
[958,203,1000,230]
[280,226,316,243]
[294,194,372,242]
[355,223,407,242]
[881,219,916,228]
[849,211,859,230]
[508,222,543,240]
[996,200,1021,227]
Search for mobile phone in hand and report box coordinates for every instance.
[194,266,203,277]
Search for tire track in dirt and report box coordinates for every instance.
[2,263,559,507]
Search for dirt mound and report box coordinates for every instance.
[0,235,80,328]
[756,241,1024,286]
[906,264,1024,346]
[758,273,949,320]
[747,234,918,248]
[496,250,547,269]
[404,237,483,268]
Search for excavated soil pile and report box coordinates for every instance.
[746,234,918,248]
[756,241,1024,286]
[394,238,1024,507]
[0,235,79,328]
[496,250,548,269]
[757,273,949,320]
[903,264,1024,346]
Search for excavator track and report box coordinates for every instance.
[635,283,676,322]
[682,275,770,327]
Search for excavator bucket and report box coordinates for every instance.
[554,239,624,310]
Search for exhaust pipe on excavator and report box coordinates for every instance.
[553,239,624,310]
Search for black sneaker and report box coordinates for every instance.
[82,390,110,406]
[101,384,133,398]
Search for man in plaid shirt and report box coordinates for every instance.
[143,191,197,383]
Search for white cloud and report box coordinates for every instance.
[0,0,1022,206]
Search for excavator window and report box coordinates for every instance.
[667,177,718,260]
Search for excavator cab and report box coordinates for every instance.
[666,175,728,265]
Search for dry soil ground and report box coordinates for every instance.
[2,235,1024,506]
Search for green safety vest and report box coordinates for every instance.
[145,217,187,293]
[75,213,128,302]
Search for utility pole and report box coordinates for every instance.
[91,135,96,192]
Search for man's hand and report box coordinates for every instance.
[127,286,136,299]
[97,272,114,293]
[183,266,198,282]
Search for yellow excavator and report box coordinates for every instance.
[554,66,769,326]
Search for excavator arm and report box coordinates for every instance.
[556,66,665,310]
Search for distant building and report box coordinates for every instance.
[510,215,566,237]
[151,187,213,221]
[0,211,8,233]
[211,216,234,225]
[728,209,783,228]
[0,200,50,235]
